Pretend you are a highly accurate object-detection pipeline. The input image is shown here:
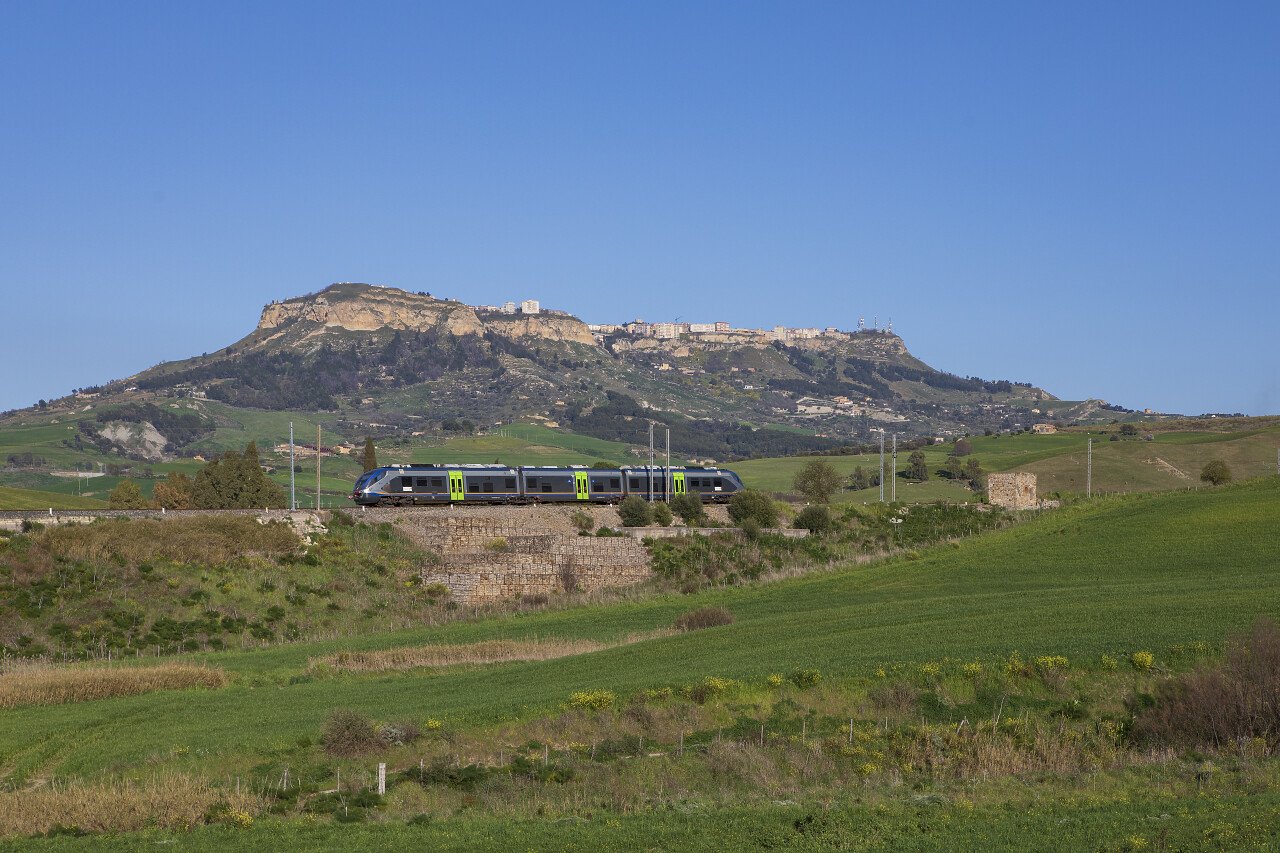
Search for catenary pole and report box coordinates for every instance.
[289,422,296,511]
[316,425,322,510]
[1087,438,1092,497]
[648,422,654,503]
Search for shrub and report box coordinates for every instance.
[1132,650,1154,672]
[617,495,654,527]
[740,518,762,540]
[1132,619,1280,750]
[790,668,822,689]
[321,709,381,758]
[570,511,594,533]
[652,502,674,526]
[794,505,832,534]
[568,689,615,711]
[670,493,704,525]
[1199,459,1232,486]
[729,490,778,528]
[673,606,735,632]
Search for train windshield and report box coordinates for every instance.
[353,470,380,491]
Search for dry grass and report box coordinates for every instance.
[0,662,226,709]
[0,773,264,836]
[312,631,673,674]
[33,515,299,565]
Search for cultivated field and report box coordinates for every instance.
[2,479,1280,847]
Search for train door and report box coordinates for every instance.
[574,471,590,500]
[672,471,686,497]
[449,471,465,502]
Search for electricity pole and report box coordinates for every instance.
[316,425,322,510]
[878,431,885,503]
[891,433,897,503]
[289,422,296,511]
[665,428,671,502]
[1087,438,1092,498]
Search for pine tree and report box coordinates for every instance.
[191,443,286,508]
[362,437,378,472]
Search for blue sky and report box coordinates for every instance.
[3,1,1277,416]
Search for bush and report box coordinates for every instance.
[729,490,778,528]
[321,709,381,758]
[794,505,832,534]
[617,495,653,527]
[1132,619,1280,750]
[652,502,673,526]
[673,606,736,632]
[1200,459,1232,486]
[670,493,705,525]
[570,511,594,533]
[740,518,762,540]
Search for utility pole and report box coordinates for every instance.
[879,431,885,503]
[665,428,671,502]
[1087,438,1092,498]
[316,425,322,510]
[648,422,654,503]
[289,422,296,511]
[891,433,897,503]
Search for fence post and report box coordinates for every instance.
[377,763,386,795]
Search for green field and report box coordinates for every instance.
[4,479,1279,781]
[0,486,108,511]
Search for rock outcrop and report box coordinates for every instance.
[258,284,484,337]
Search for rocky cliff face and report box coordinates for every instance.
[258,285,485,337]
[257,283,597,345]
[483,314,596,345]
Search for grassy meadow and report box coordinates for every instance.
[2,478,1280,847]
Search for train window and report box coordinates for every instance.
[689,478,700,488]
[629,478,641,490]
[387,477,401,491]
[542,482,553,493]
[610,478,620,489]
[526,477,537,488]
[431,478,444,488]
[466,478,481,491]
[415,478,431,491]
[482,481,493,493]
[505,478,516,489]
[714,478,723,488]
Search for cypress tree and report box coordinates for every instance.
[362,437,378,472]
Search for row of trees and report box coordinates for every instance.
[791,454,985,503]
[109,442,288,510]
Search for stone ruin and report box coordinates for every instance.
[987,472,1038,510]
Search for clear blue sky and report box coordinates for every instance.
[3,2,1277,416]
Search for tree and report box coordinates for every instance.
[729,490,778,528]
[849,466,880,491]
[942,457,965,480]
[617,495,654,527]
[950,438,973,457]
[792,459,842,503]
[652,502,673,526]
[1200,459,1232,486]
[1120,423,1138,436]
[152,471,193,509]
[905,450,929,481]
[362,437,378,472]
[108,479,150,509]
[191,442,287,509]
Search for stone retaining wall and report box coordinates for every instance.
[375,506,654,605]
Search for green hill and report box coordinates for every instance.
[0,485,108,510]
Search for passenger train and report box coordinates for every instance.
[350,463,746,507]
